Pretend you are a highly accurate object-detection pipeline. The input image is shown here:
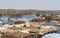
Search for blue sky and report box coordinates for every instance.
[0,0,60,10]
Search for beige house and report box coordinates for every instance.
[14,22,31,28]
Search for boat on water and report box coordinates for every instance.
[0,21,4,26]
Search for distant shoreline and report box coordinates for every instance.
[0,9,60,17]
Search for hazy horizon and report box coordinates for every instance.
[0,0,60,10]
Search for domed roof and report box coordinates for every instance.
[42,33,60,38]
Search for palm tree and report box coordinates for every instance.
[36,12,40,17]
[45,16,52,22]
